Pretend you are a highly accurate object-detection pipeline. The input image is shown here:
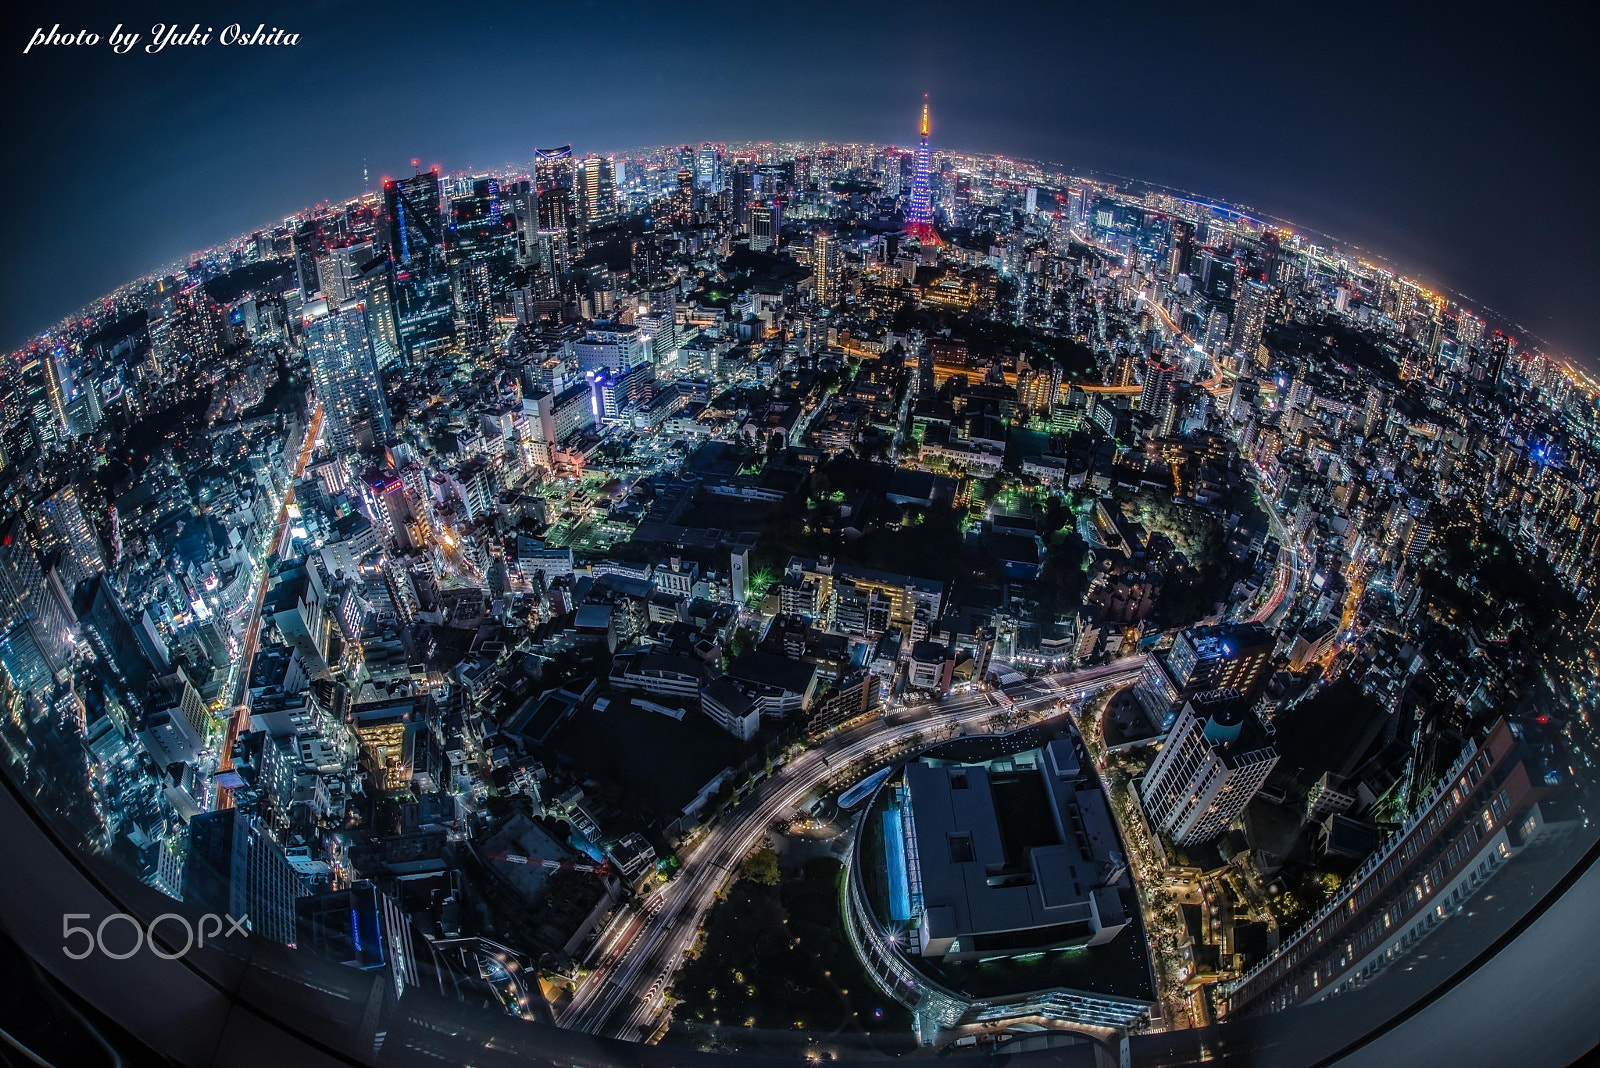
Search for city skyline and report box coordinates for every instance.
[2,0,1596,363]
[0,6,1595,1062]
[9,125,1592,395]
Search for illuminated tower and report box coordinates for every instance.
[906,95,941,245]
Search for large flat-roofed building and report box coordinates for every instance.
[899,739,1130,960]
[848,728,1155,1034]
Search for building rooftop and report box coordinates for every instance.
[900,737,1128,959]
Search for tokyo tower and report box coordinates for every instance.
[905,95,942,246]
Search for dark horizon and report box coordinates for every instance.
[3,0,1595,366]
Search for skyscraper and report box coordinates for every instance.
[29,485,106,595]
[905,95,940,245]
[383,170,453,354]
[750,201,782,252]
[347,255,403,370]
[304,304,391,452]
[316,242,374,307]
[1141,689,1278,846]
[385,171,444,276]
[534,146,576,231]
[695,142,721,190]
[0,517,76,685]
[731,157,754,232]
[44,344,102,438]
[1233,278,1272,365]
[185,809,308,948]
[1138,360,1177,431]
[576,156,616,228]
[811,230,840,306]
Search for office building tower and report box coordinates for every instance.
[385,171,444,277]
[304,304,391,452]
[347,255,403,370]
[73,574,155,691]
[384,170,453,354]
[290,219,325,300]
[30,485,106,594]
[750,201,782,252]
[695,142,721,190]
[731,157,754,231]
[453,259,492,353]
[295,882,419,1001]
[510,180,540,266]
[1164,623,1275,704]
[185,809,309,948]
[44,344,103,438]
[0,522,75,683]
[812,230,841,306]
[1228,718,1570,1017]
[447,177,503,260]
[535,145,576,230]
[1141,689,1278,845]
[576,156,616,227]
[316,242,374,307]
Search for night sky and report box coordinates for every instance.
[2,0,1595,364]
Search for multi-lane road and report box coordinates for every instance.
[559,658,1148,1041]
[213,402,321,810]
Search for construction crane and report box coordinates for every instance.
[484,851,613,878]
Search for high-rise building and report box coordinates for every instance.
[1138,360,1177,432]
[44,344,103,438]
[383,170,453,354]
[1227,718,1570,1017]
[1165,623,1274,702]
[295,881,419,1002]
[73,574,155,691]
[576,156,616,227]
[694,142,721,190]
[1141,689,1278,845]
[30,485,106,595]
[304,304,391,452]
[316,242,374,306]
[1233,278,1272,363]
[811,230,840,306]
[750,201,782,252]
[185,809,309,948]
[346,255,403,370]
[452,259,492,353]
[534,146,575,231]
[0,519,75,684]
[731,157,754,232]
[385,171,444,278]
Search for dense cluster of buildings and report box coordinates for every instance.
[1,97,1594,1041]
